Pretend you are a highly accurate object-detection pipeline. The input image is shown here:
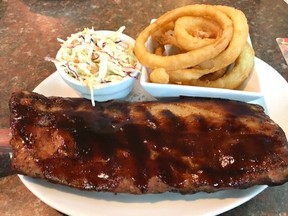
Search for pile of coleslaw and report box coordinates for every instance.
[53,26,139,103]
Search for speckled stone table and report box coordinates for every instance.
[0,0,287,215]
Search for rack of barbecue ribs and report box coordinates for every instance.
[9,91,288,194]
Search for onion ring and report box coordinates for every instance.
[199,66,229,81]
[134,4,233,70]
[182,43,255,89]
[174,16,222,51]
[152,16,223,51]
[167,5,249,81]
[151,22,176,46]
[150,68,169,84]
[154,45,165,55]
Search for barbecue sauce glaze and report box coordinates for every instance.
[10,91,288,193]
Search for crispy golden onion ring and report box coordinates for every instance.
[182,43,254,89]
[134,4,233,70]
[154,44,165,55]
[174,16,223,51]
[199,66,229,81]
[151,22,175,46]
[150,68,170,84]
[166,5,249,81]
[152,16,223,51]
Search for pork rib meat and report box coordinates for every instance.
[9,91,288,194]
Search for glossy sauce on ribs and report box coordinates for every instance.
[9,91,288,194]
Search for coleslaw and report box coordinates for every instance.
[52,27,139,104]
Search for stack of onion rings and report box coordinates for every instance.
[134,5,254,89]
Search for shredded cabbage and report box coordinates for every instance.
[54,27,139,105]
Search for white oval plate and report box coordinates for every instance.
[19,57,288,216]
